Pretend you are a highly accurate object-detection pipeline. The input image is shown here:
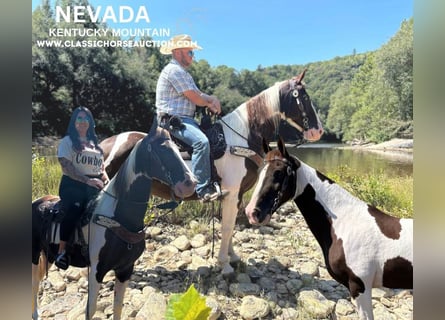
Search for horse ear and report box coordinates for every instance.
[278,136,285,154]
[278,136,290,158]
[262,138,271,153]
[295,68,307,84]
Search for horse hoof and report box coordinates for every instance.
[222,270,236,281]
[221,264,235,279]
[229,254,241,264]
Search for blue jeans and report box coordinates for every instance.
[59,175,100,241]
[168,116,211,195]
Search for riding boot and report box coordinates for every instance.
[55,251,69,270]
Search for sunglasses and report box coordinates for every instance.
[187,50,194,58]
[76,116,89,123]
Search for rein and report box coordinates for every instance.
[101,188,181,209]
[218,116,250,142]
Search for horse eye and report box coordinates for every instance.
[273,171,283,179]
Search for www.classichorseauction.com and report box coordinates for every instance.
[35,5,179,48]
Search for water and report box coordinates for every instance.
[33,143,413,178]
[289,143,413,178]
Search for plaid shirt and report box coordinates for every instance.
[156,59,199,117]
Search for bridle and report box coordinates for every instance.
[281,81,311,135]
[264,156,296,214]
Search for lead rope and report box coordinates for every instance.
[211,201,215,258]
[86,218,91,318]
[210,198,223,259]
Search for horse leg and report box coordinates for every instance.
[228,236,241,264]
[85,266,101,320]
[32,254,48,320]
[218,194,239,275]
[31,263,40,320]
[352,282,374,320]
[112,278,129,320]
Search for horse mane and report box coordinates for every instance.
[112,139,141,196]
[245,82,282,131]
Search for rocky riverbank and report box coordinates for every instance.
[341,138,413,153]
[36,202,413,319]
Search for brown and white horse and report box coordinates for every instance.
[100,70,323,276]
[32,126,195,320]
[245,138,413,320]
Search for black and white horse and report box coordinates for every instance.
[100,70,323,276]
[32,126,196,320]
[245,138,413,320]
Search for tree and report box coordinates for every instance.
[376,18,413,122]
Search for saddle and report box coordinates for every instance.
[159,111,227,183]
[38,199,91,267]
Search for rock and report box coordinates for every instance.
[35,211,413,319]
[206,296,222,320]
[153,245,179,262]
[190,233,207,248]
[239,295,270,319]
[229,283,261,297]
[286,278,303,294]
[296,289,336,319]
[335,298,356,317]
[135,292,166,319]
[171,235,191,251]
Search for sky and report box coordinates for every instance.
[32,0,413,71]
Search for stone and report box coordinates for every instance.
[239,295,270,319]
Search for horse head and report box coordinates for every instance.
[278,69,323,142]
[134,125,196,199]
[245,138,299,224]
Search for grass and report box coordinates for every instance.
[327,165,413,218]
[32,153,61,200]
[32,154,413,220]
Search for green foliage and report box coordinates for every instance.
[327,165,413,218]
[32,153,60,199]
[165,284,211,320]
[326,19,413,143]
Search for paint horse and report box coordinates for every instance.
[245,138,413,320]
[100,70,323,276]
[32,126,196,320]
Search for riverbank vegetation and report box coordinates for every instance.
[32,155,413,219]
[33,1,412,143]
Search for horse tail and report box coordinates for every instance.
[38,254,49,280]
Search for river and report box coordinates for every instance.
[288,143,413,178]
[34,142,413,179]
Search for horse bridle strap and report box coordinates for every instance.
[265,157,296,213]
[93,214,145,244]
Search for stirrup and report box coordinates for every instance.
[55,251,69,270]
[213,181,222,195]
